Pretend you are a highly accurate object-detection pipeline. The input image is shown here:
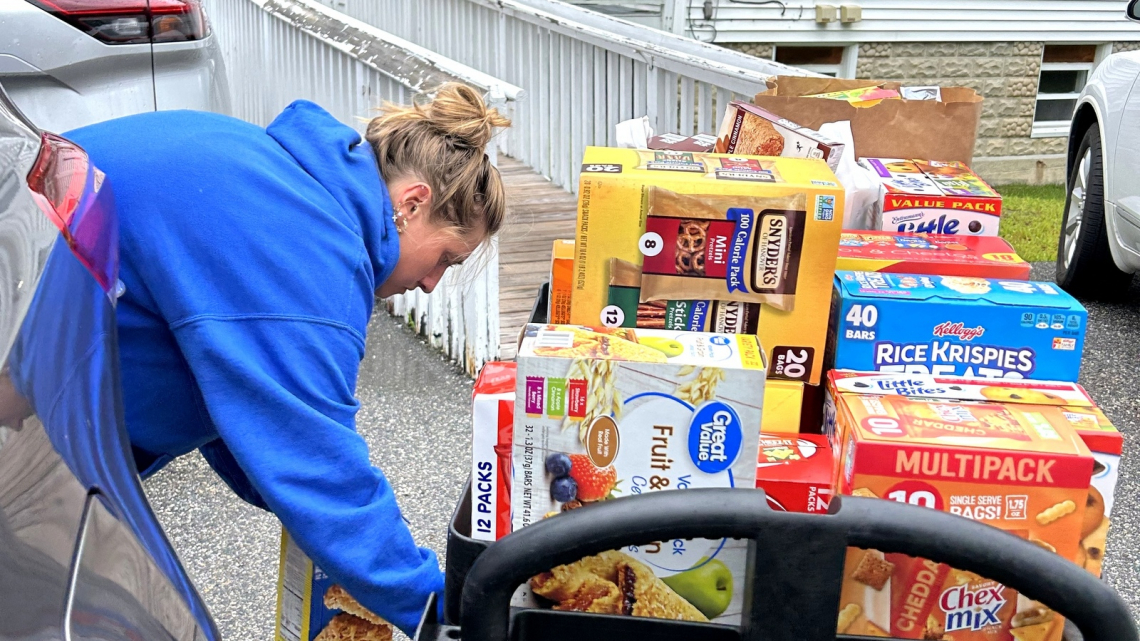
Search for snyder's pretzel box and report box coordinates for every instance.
[755,433,834,513]
[715,101,845,171]
[511,323,765,625]
[862,158,1003,236]
[569,146,845,385]
[836,231,1030,279]
[829,271,1087,381]
[470,361,516,541]
[827,372,1095,641]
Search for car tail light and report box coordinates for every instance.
[27,0,208,45]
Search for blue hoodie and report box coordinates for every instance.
[66,102,442,635]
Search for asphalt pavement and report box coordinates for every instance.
[145,263,1140,639]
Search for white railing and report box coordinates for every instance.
[203,0,523,373]
[338,0,817,193]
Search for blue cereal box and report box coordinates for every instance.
[828,270,1086,381]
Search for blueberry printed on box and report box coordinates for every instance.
[828,271,1086,381]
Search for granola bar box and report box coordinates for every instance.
[862,158,1003,235]
[570,146,845,385]
[828,271,1086,381]
[836,231,1030,279]
[511,323,765,625]
[827,371,1094,641]
[714,100,845,171]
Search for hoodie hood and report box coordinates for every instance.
[266,100,399,288]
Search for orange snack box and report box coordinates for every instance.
[827,372,1094,641]
[549,239,575,324]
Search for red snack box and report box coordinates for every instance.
[470,361,516,541]
[836,231,1030,279]
[756,433,835,514]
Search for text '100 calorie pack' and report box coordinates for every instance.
[829,271,1086,381]
[569,146,845,385]
[825,372,1096,641]
[511,324,765,625]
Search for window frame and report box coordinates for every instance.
[771,44,859,79]
[1031,43,1112,138]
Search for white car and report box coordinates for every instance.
[0,0,230,134]
[1056,1,1140,298]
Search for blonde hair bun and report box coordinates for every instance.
[426,83,512,150]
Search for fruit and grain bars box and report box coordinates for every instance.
[828,271,1086,381]
[755,433,834,513]
[715,101,845,171]
[837,231,1030,279]
[275,530,392,641]
[570,146,845,384]
[826,371,1094,641]
[548,239,574,325]
[470,361,516,542]
[511,323,765,625]
[862,158,1003,235]
[823,372,1121,580]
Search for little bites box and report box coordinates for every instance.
[836,231,1030,280]
[829,379,1094,641]
[829,271,1087,381]
[570,146,845,384]
[755,433,834,513]
[470,362,516,541]
[862,158,1002,236]
[512,324,765,625]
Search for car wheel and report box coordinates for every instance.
[1055,125,1133,298]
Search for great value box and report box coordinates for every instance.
[861,158,1002,236]
[470,361,516,542]
[826,371,1095,641]
[511,324,765,625]
[755,433,834,513]
[836,231,1030,279]
[570,146,846,384]
[828,271,1086,381]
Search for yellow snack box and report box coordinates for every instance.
[762,379,804,433]
[570,146,845,384]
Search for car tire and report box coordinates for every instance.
[1055,125,1133,299]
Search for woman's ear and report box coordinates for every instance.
[395,181,432,221]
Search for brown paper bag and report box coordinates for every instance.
[752,77,984,164]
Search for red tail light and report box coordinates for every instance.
[27,133,88,232]
[28,0,208,45]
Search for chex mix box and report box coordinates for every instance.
[755,433,835,513]
[836,231,1030,279]
[570,146,845,384]
[470,361,516,541]
[861,158,1002,236]
[828,271,1086,381]
[826,371,1095,641]
[511,324,765,625]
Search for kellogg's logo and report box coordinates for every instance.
[939,584,1006,633]
[688,401,743,474]
[932,321,985,341]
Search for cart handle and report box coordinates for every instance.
[460,489,1136,641]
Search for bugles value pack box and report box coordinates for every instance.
[570,146,845,384]
[836,231,1030,279]
[828,271,1086,381]
[862,158,1002,235]
[470,361,516,541]
[511,324,765,625]
[825,371,1094,641]
[755,433,835,513]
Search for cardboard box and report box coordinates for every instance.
[549,239,574,325]
[470,361,516,541]
[828,271,1087,381]
[511,323,765,624]
[649,132,718,152]
[862,158,1003,236]
[837,231,1030,279]
[827,371,1095,641]
[762,379,804,434]
[715,101,845,171]
[755,433,834,513]
[570,146,845,385]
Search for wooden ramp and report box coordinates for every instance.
[497,156,578,360]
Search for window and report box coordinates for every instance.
[1033,44,1109,138]
[773,45,858,78]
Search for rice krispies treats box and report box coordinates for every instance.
[827,373,1095,641]
[836,231,1030,280]
[862,158,1003,236]
[511,324,766,625]
[569,146,845,385]
[470,361,516,541]
[828,271,1087,381]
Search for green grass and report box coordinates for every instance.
[995,183,1067,262]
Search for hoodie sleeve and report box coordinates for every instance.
[170,313,442,635]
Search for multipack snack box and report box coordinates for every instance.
[825,371,1095,641]
[755,433,834,513]
[862,158,1003,236]
[571,146,845,384]
[715,101,845,171]
[549,239,574,325]
[470,361,516,541]
[511,323,765,625]
[836,231,1030,279]
[828,271,1087,381]
[649,132,718,152]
